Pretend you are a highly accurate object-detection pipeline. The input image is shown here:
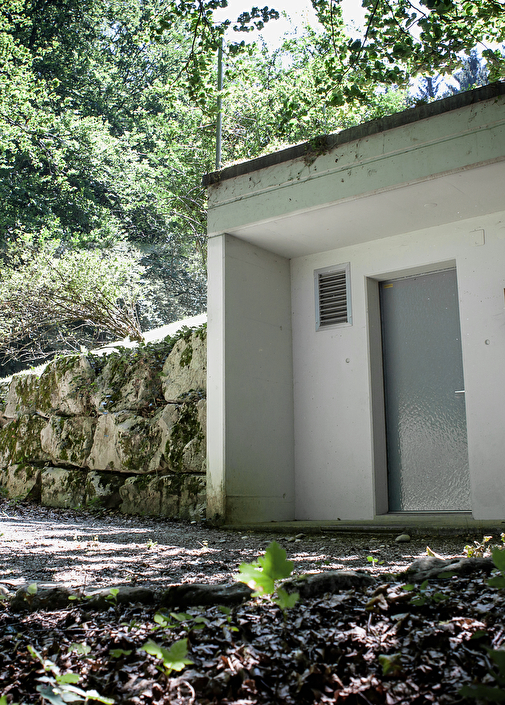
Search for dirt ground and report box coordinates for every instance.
[0,499,473,594]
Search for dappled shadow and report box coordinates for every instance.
[0,500,468,594]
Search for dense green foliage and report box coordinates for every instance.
[0,0,500,370]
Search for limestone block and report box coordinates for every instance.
[118,475,163,515]
[162,330,206,400]
[177,474,206,521]
[36,355,96,416]
[0,377,11,414]
[40,416,96,468]
[41,467,86,508]
[118,473,206,520]
[182,399,206,473]
[0,464,41,500]
[4,374,40,418]
[87,412,163,474]
[0,415,51,466]
[85,471,125,509]
[92,349,164,414]
[162,399,206,473]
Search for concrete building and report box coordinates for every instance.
[204,83,505,525]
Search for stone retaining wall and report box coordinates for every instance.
[0,326,207,520]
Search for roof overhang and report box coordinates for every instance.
[205,83,505,259]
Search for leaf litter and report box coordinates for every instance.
[1,500,504,704]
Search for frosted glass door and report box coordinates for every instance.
[380,270,471,511]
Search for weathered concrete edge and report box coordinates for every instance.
[203,82,505,187]
[222,516,505,537]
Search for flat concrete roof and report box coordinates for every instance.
[203,81,505,188]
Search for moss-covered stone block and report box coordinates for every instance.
[0,415,51,466]
[0,464,41,500]
[162,398,206,473]
[36,355,96,416]
[85,471,125,509]
[40,416,96,467]
[118,473,205,520]
[118,475,162,515]
[41,467,86,508]
[92,346,167,414]
[4,374,41,418]
[0,377,12,415]
[162,330,206,401]
[87,412,163,474]
[173,474,206,521]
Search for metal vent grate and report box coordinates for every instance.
[316,266,350,328]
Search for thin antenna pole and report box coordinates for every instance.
[215,37,224,171]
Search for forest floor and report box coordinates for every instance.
[0,500,504,704]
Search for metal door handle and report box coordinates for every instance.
[455,390,465,394]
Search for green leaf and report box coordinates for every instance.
[410,595,426,606]
[488,575,505,588]
[492,547,505,573]
[69,643,91,656]
[56,674,80,685]
[459,684,505,701]
[36,684,69,705]
[109,649,132,658]
[82,690,114,704]
[27,583,38,595]
[169,612,193,622]
[471,630,488,640]
[141,639,192,674]
[274,588,299,611]
[487,648,505,677]
[378,653,403,676]
[257,541,294,581]
[236,563,275,595]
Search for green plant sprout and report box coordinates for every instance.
[140,639,193,676]
[235,541,299,612]
[105,588,119,606]
[465,533,505,558]
[27,645,113,705]
[378,653,403,677]
[152,610,208,633]
[367,555,385,569]
[69,643,92,657]
[218,605,239,633]
[402,580,449,606]
[488,547,505,589]
[109,649,132,659]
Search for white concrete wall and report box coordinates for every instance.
[207,234,295,523]
[291,210,505,520]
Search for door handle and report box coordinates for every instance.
[455,390,465,394]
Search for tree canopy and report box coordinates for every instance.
[153,0,504,106]
[0,0,501,371]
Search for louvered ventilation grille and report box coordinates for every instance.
[318,270,348,326]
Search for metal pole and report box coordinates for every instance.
[215,37,224,171]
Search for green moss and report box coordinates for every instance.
[165,401,203,473]
[11,375,40,413]
[0,416,47,465]
[179,342,193,368]
[184,475,205,496]
[117,419,161,473]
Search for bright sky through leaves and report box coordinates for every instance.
[214,0,366,47]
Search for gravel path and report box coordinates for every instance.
[0,500,474,595]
